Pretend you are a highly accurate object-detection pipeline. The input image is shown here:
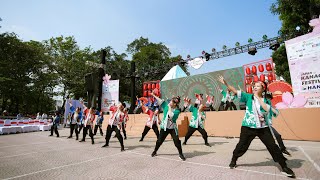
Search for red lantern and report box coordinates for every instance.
[148,91,152,96]
[245,67,251,75]
[147,84,151,90]
[143,84,147,90]
[246,77,252,84]
[151,84,155,89]
[252,65,257,74]
[258,64,264,72]
[246,85,252,93]
[143,91,147,97]
[266,63,272,71]
[253,75,259,82]
[260,74,265,82]
[268,73,273,81]
[156,83,160,89]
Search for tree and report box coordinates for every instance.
[127,37,188,97]
[270,0,320,82]
[0,33,56,115]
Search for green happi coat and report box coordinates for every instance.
[159,101,181,134]
[188,105,206,129]
[237,91,274,128]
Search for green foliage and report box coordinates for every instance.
[271,45,291,83]
[0,33,56,115]
[270,0,320,82]
[248,38,253,43]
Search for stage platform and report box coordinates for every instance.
[0,129,319,179]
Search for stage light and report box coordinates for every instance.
[248,47,257,55]
[269,42,280,51]
[202,51,211,61]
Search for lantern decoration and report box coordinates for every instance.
[151,84,155,89]
[260,74,265,82]
[246,86,252,93]
[148,91,152,96]
[143,84,147,90]
[143,91,147,97]
[253,75,259,82]
[258,64,264,72]
[245,67,251,75]
[252,65,257,74]
[268,73,273,81]
[147,83,151,90]
[156,83,160,89]
[266,63,272,71]
[246,77,252,84]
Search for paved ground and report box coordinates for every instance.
[0,129,319,180]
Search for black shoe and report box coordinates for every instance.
[124,137,127,140]
[282,149,292,157]
[67,136,72,139]
[121,147,125,152]
[229,160,237,169]
[92,141,94,145]
[281,166,295,177]
[102,144,109,148]
[179,154,186,161]
[182,142,186,145]
[139,138,143,142]
[49,135,53,136]
[79,140,85,142]
[151,151,157,157]
[56,136,59,138]
[205,143,211,147]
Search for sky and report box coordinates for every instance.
[0,0,282,76]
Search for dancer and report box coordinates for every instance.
[49,111,60,137]
[121,107,129,139]
[68,101,80,140]
[102,102,126,151]
[94,109,104,136]
[79,106,95,144]
[205,94,216,111]
[183,97,211,147]
[150,92,186,161]
[217,75,295,177]
[225,90,237,110]
[139,105,160,142]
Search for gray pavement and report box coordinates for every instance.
[0,129,319,180]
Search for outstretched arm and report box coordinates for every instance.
[151,92,163,104]
[217,75,237,94]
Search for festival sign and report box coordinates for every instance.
[101,74,119,112]
[285,32,320,107]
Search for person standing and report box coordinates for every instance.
[49,111,60,137]
[79,107,95,144]
[217,75,295,177]
[139,107,160,142]
[94,109,104,136]
[68,101,80,140]
[183,97,211,147]
[102,102,126,151]
[150,92,186,161]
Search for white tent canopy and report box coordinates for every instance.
[161,65,188,81]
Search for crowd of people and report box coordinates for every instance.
[47,75,295,177]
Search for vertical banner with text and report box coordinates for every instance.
[101,80,119,112]
[285,32,320,108]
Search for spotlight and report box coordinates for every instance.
[248,47,257,55]
[202,51,211,61]
[269,42,280,51]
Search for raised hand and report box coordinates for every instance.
[218,75,226,85]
